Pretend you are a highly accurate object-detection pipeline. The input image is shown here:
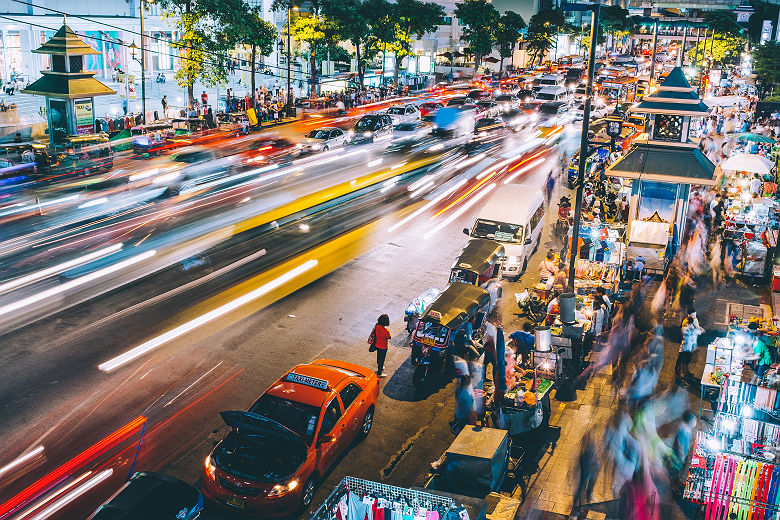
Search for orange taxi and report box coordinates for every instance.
[203,359,379,516]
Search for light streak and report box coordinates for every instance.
[0,244,122,295]
[0,250,156,318]
[0,446,44,479]
[0,195,79,218]
[433,172,497,217]
[25,469,113,520]
[367,159,383,168]
[502,157,546,184]
[77,197,108,209]
[388,179,467,233]
[98,259,318,372]
[424,182,497,239]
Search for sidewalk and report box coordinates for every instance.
[502,182,772,519]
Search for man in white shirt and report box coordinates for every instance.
[750,173,763,197]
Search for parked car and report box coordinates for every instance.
[386,103,421,125]
[349,114,393,143]
[297,127,349,152]
[88,472,203,520]
[202,359,379,516]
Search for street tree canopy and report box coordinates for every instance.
[525,3,567,65]
[387,0,445,86]
[454,0,500,73]
[703,10,743,37]
[496,11,526,78]
[753,41,780,98]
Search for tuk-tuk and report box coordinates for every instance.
[411,283,491,386]
[567,145,609,188]
[51,133,114,177]
[450,238,504,313]
[0,142,52,181]
[130,122,174,156]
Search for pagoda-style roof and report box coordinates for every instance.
[605,142,717,185]
[33,23,101,56]
[630,66,711,116]
[22,73,116,98]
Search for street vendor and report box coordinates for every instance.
[509,322,535,367]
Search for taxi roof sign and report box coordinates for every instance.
[428,310,443,321]
[285,372,329,390]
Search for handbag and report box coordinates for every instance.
[368,326,377,352]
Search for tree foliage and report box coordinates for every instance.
[387,0,445,85]
[753,41,780,97]
[686,37,743,69]
[496,11,525,78]
[525,4,567,65]
[599,5,634,51]
[157,0,249,104]
[703,10,743,37]
[454,0,499,72]
[747,1,780,43]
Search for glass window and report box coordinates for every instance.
[339,383,362,410]
[249,395,321,444]
[320,399,342,435]
[654,114,683,142]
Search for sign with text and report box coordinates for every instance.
[75,99,94,135]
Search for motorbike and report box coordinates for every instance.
[516,288,549,325]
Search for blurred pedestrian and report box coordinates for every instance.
[664,410,697,488]
[368,314,391,377]
[675,308,703,385]
[161,95,168,116]
[573,432,600,515]
[451,375,477,434]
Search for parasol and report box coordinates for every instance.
[720,153,775,175]
[736,132,776,144]
[437,51,453,59]
[453,51,465,58]
[482,56,500,63]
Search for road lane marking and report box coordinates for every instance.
[165,362,224,407]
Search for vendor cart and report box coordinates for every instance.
[491,375,554,435]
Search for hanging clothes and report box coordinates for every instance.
[348,492,370,520]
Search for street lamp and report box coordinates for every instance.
[286,5,299,118]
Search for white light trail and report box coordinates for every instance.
[0,244,123,296]
[502,157,546,185]
[0,445,44,479]
[25,469,113,520]
[367,159,383,168]
[0,195,79,218]
[0,250,156,319]
[388,179,467,233]
[77,197,108,209]
[98,259,318,372]
[423,182,496,239]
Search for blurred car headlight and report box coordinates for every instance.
[312,144,321,150]
[348,130,355,137]
[507,256,520,264]
[296,143,303,148]
[204,454,216,481]
[268,479,299,497]
[363,131,371,137]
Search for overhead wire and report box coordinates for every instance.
[6,0,315,79]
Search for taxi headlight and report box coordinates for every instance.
[268,479,299,497]
[363,131,372,137]
[205,454,216,481]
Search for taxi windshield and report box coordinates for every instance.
[213,432,306,482]
[249,395,320,445]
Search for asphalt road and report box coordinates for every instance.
[0,121,581,519]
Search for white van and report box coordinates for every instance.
[532,74,564,91]
[465,184,545,280]
[535,85,570,103]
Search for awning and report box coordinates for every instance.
[605,142,716,185]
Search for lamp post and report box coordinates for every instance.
[563,1,600,292]
[286,5,298,118]
[128,39,146,123]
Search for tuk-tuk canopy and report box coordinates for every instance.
[450,238,505,276]
[423,283,491,331]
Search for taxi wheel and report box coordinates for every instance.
[301,477,317,509]
[360,406,375,437]
[323,145,329,151]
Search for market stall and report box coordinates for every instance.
[571,222,627,295]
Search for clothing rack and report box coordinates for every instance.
[309,477,455,520]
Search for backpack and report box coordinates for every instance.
[367,326,377,352]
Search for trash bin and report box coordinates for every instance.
[773,265,780,292]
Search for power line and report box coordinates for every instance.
[7,0,313,78]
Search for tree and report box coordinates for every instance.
[240,8,277,106]
[703,10,743,37]
[495,11,525,79]
[274,0,326,96]
[599,5,634,52]
[524,4,567,65]
[157,0,248,105]
[454,0,500,75]
[753,41,780,97]
[748,1,780,43]
[686,36,743,69]
[387,0,445,87]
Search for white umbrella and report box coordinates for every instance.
[720,153,775,175]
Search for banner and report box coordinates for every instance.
[118,73,127,98]
[128,75,137,100]
[75,99,94,135]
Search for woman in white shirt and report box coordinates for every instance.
[592,300,606,337]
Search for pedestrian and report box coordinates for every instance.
[545,170,555,203]
[750,321,773,380]
[572,431,600,514]
[122,97,128,116]
[508,322,534,367]
[676,308,703,384]
[161,95,168,116]
[539,250,557,282]
[368,314,391,377]
[13,132,22,143]
[482,309,499,382]
[664,410,697,488]
[201,90,208,107]
[451,375,477,434]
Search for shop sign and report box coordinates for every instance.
[128,75,137,100]
[75,99,94,135]
[418,55,432,73]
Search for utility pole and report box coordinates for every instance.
[286,6,295,117]
[566,1,600,291]
[679,21,688,67]
[140,0,147,123]
[693,26,702,67]
[648,18,658,90]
